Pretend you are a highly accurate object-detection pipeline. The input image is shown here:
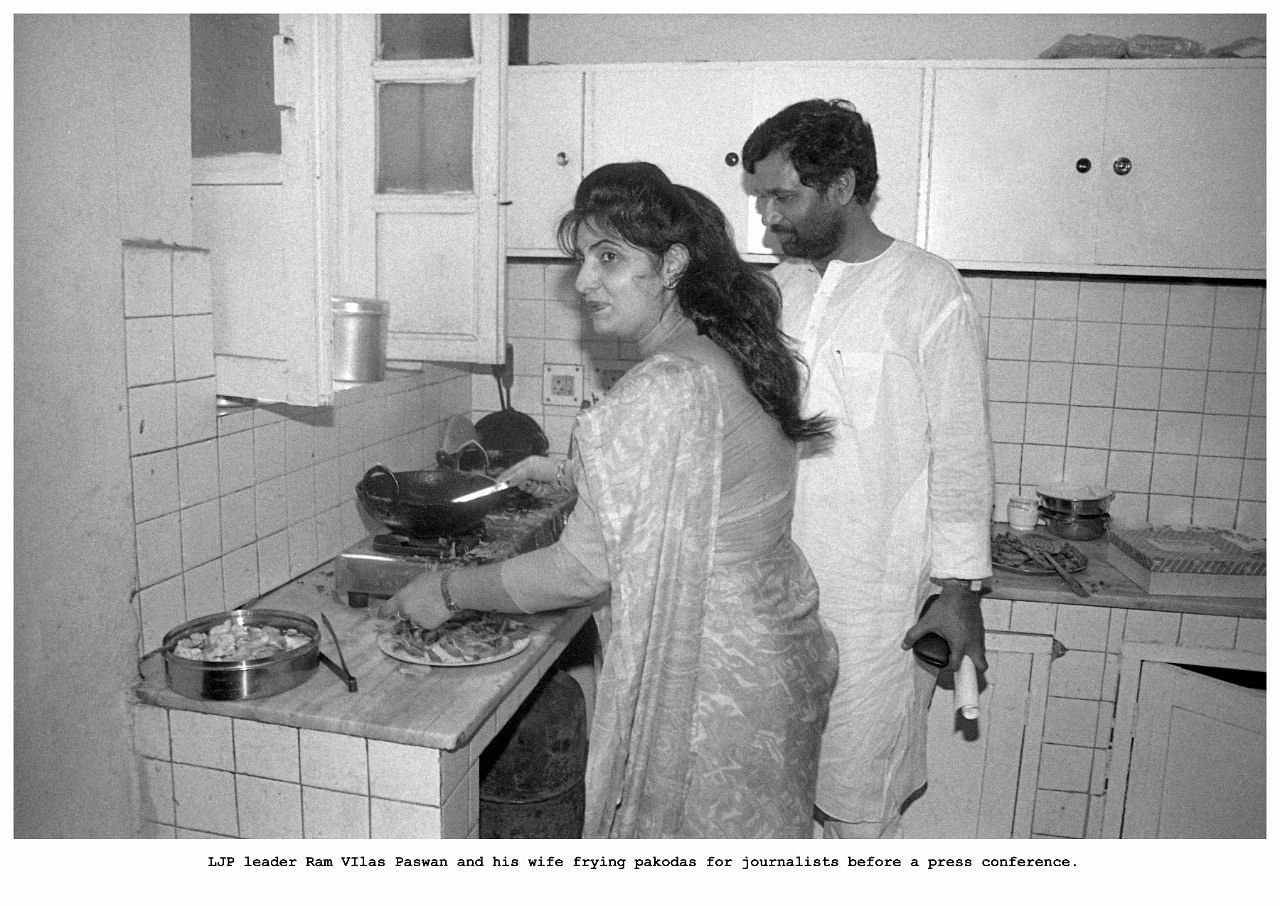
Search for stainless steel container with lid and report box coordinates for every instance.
[161,609,320,701]
[332,296,390,382]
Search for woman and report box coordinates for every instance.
[383,162,836,838]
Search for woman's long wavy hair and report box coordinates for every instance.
[557,161,831,442]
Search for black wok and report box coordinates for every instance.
[356,464,515,538]
[475,347,549,470]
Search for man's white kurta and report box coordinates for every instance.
[775,240,994,824]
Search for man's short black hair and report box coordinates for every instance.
[742,98,879,205]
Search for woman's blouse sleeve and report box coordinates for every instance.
[499,470,611,612]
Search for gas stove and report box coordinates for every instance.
[335,484,573,609]
[334,529,497,609]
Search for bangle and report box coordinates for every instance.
[440,568,463,615]
[554,458,570,490]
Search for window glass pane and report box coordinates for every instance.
[378,14,472,60]
[377,82,474,194]
[190,14,281,156]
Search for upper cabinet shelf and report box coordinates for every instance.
[505,59,1264,280]
[924,62,1264,278]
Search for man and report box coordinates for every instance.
[742,99,994,839]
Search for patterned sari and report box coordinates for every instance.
[574,353,836,838]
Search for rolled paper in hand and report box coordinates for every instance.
[955,655,980,719]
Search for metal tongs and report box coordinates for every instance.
[319,613,358,692]
[1011,536,1090,598]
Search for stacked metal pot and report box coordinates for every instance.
[1036,482,1114,541]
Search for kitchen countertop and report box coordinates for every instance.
[133,514,1264,747]
[133,490,592,752]
[987,524,1264,620]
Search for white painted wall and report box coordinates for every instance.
[13,13,191,837]
[528,13,1262,63]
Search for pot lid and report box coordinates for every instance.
[1037,481,1114,501]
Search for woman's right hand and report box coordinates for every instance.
[498,455,560,489]
[377,568,453,632]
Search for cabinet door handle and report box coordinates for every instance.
[555,152,569,167]
[724,152,739,167]
[272,33,297,111]
[1113,157,1133,176]
[1075,157,1092,173]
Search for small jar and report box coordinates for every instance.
[1007,496,1039,532]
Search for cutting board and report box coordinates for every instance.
[1108,526,1265,598]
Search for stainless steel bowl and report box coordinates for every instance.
[162,609,320,701]
[1039,508,1110,541]
[1036,482,1114,517]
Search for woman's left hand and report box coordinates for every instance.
[377,569,454,631]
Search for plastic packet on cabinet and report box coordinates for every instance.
[1125,34,1205,59]
[1208,37,1265,58]
[1038,33,1127,59]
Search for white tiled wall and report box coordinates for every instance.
[122,241,471,654]
[502,261,1266,538]
[972,275,1265,537]
[983,597,1266,839]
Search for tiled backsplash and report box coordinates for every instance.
[122,242,469,655]
[499,261,1265,539]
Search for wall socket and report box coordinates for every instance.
[543,363,583,408]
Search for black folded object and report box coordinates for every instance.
[912,594,951,669]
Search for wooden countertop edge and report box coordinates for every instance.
[987,525,1265,620]
[986,576,1264,619]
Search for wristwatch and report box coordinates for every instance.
[440,568,463,615]
[933,577,983,592]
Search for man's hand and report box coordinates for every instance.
[901,583,987,673]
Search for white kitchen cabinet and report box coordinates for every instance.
[899,630,1055,838]
[194,14,337,406]
[747,64,926,253]
[505,67,583,256]
[335,15,507,366]
[525,63,925,260]
[586,65,756,251]
[194,14,507,406]
[1105,643,1265,838]
[924,62,1265,278]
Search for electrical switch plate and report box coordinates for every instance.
[543,363,583,408]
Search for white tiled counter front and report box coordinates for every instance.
[979,525,1264,839]
[132,496,592,840]
[133,705,488,838]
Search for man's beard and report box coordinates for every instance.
[773,206,843,260]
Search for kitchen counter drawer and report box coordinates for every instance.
[987,524,1263,621]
